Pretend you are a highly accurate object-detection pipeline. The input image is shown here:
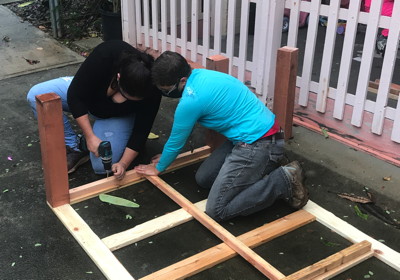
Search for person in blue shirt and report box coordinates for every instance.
[135,51,308,221]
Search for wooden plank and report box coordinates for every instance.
[283,241,372,280]
[351,0,383,127]
[333,0,363,120]
[312,250,374,280]
[102,200,207,251]
[145,175,285,280]
[273,47,298,140]
[369,81,400,96]
[304,200,400,271]
[298,0,321,106]
[51,204,134,280]
[372,0,400,135]
[367,86,399,101]
[316,0,340,113]
[141,210,316,280]
[35,93,69,207]
[69,146,211,204]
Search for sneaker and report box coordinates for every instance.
[283,161,309,209]
[66,146,89,174]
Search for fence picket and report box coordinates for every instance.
[238,0,250,81]
[372,0,400,135]
[180,1,188,57]
[151,0,158,50]
[316,0,341,113]
[202,0,211,65]
[333,0,362,120]
[287,0,301,48]
[191,0,199,62]
[299,0,322,107]
[170,0,177,51]
[351,0,383,127]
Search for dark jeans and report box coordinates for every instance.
[195,138,291,221]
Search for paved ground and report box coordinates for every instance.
[0,5,399,280]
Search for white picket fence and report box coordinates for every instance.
[120,0,400,146]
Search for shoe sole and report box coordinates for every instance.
[68,155,90,174]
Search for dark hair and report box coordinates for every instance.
[111,50,155,98]
[151,51,192,86]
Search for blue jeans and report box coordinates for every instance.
[195,138,291,221]
[27,77,135,174]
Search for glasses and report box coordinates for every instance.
[160,79,180,96]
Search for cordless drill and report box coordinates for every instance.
[78,135,112,174]
[98,141,112,174]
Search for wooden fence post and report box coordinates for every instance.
[205,55,228,151]
[273,47,298,141]
[36,93,70,207]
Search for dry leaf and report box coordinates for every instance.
[383,176,391,181]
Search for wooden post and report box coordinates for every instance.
[205,55,228,151]
[36,93,70,207]
[273,47,298,141]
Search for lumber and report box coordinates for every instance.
[312,250,374,280]
[141,210,316,280]
[69,146,211,204]
[36,93,70,207]
[273,47,298,141]
[145,175,285,280]
[283,241,372,280]
[102,200,207,251]
[51,203,134,280]
[304,200,400,271]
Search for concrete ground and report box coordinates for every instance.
[0,5,399,280]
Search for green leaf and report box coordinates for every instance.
[148,132,159,139]
[99,194,139,208]
[17,1,34,8]
[354,205,368,220]
[321,127,329,138]
[34,243,42,247]
[3,189,9,193]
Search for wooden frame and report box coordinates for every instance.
[35,54,400,279]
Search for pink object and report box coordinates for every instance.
[364,0,394,37]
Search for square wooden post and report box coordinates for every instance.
[36,93,70,207]
[273,47,298,141]
[205,55,228,151]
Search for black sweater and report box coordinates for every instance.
[67,40,161,152]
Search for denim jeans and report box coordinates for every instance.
[27,77,135,174]
[195,137,291,221]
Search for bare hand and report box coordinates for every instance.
[87,135,102,157]
[151,154,162,164]
[134,164,160,176]
[112,162,127,180]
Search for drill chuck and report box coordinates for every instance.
[98,141,112,172]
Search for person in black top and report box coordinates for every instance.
[27,40,161,179]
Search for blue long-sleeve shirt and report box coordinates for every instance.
[156,69,275,172]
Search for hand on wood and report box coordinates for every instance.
[134,163,160,176]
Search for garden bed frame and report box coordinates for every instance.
[35,49,400,280]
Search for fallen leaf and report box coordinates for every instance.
[34,243,42,247]
[17,1,34,7]
[321,127,329,138]
[23,57,40,65]
[2,36,11,42]
[36,47,43,50]
[148,132,159,139]
[38,26,46,30]
[3,189,9,193]
[354,205,368,220]
[11,262,15,267]
[7,156,12,161]
[383,176,391,181]
[99,193,139,208]
[86,271,93,274]
[125,214,133,220]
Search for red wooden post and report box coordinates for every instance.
[36,93,70,207]
[273,47,298,141]
[205,55,228,151]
